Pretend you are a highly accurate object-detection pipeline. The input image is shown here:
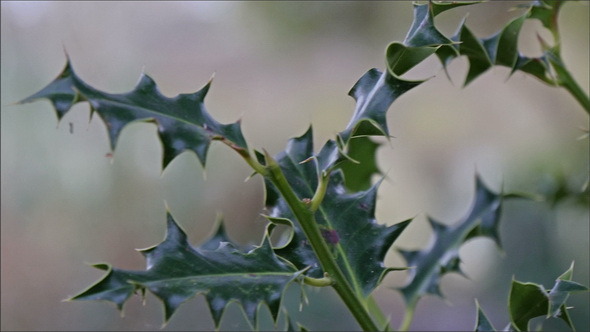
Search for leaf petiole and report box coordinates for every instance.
[398,303,416,332]
[548,50,590,114]
[262,151,381,332]
[309,171,330,212]
[303,274,334,287]
[220,138,269,176]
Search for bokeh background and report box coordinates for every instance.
[2,1,588,331]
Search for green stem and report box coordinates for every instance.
[398,304,416,332]
[227,142,269,176]
[367,295,391,331]
[557,65,590,114]
[263,151,381,332]
[310,171,329,212]
[544,4,590,114]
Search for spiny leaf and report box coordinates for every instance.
[509,262,589,331]
[386,42,439,77]
[397,175,504,307]
[19,58,247,169]
[321,173,411,296]
[435,0,571,87]
[314,136,349,176]
[338,68,421,145]
[455,20,493,86]
[199,215,233,251]
[351,1,482,147]
[265,128,411,297]
[403,1,474,47]
[429,1,483,18]
[482,15,526,68]
[512,54,554,85]
[69,213,301,328]
[337,136,381,192]
[526,0,564,32]
[403,1,479,71]
[548,262,588,317]
[474,300,496,332]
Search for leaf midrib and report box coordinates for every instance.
[280,151,366,298]
[89,96,205,130]
[140,271,297,284]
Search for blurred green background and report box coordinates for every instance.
[1,1,588,331]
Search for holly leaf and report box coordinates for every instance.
[69,213,301,328]
[435,0,572,87]
[386,42,439,77]
[265,128,411,297]
[19,58,247,169]
[397,175,504,308]
[483,15,527,68]
[342,1,482,147]
[512,53,554,84]
[526,0,564,32]
[403,1,478,47]
[338,68,422,145]
[474,300,496,332]
[509,262,589,331]
[454,21,493,86]
[337,136,382,192]
[404,1,480,74]
[475,262,589,332]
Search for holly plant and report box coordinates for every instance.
[18,1,589,331]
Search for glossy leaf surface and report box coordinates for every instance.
[509,262,589,331]
[20,59,247,169]
[266,128,410,297]
[440,1,569,87]
[338,68,421,144]
[337,136,381,192]
[70,213,300,327]
[398,176,504,306]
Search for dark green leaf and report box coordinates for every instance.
[548,262,589,319]
[512,54,554,84]
[19,59,247,169]
[489,15,526,68]
[434,0,570,87]
[508,262,589,331]
[429,1,483,18]
[404,2,459,47]
[315,137,349,175]
[526,0,563,32]
[70,213,300,327]
[398,175,503,306]
[509,281,549,331]
[338,69,421,144]
[265,128,411,296]
[386,42,439,77]
[403,1,475,77]
[321,173,411,296]
[456,22,493,86]
[337,136,381,192]
[200,215,233,250]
